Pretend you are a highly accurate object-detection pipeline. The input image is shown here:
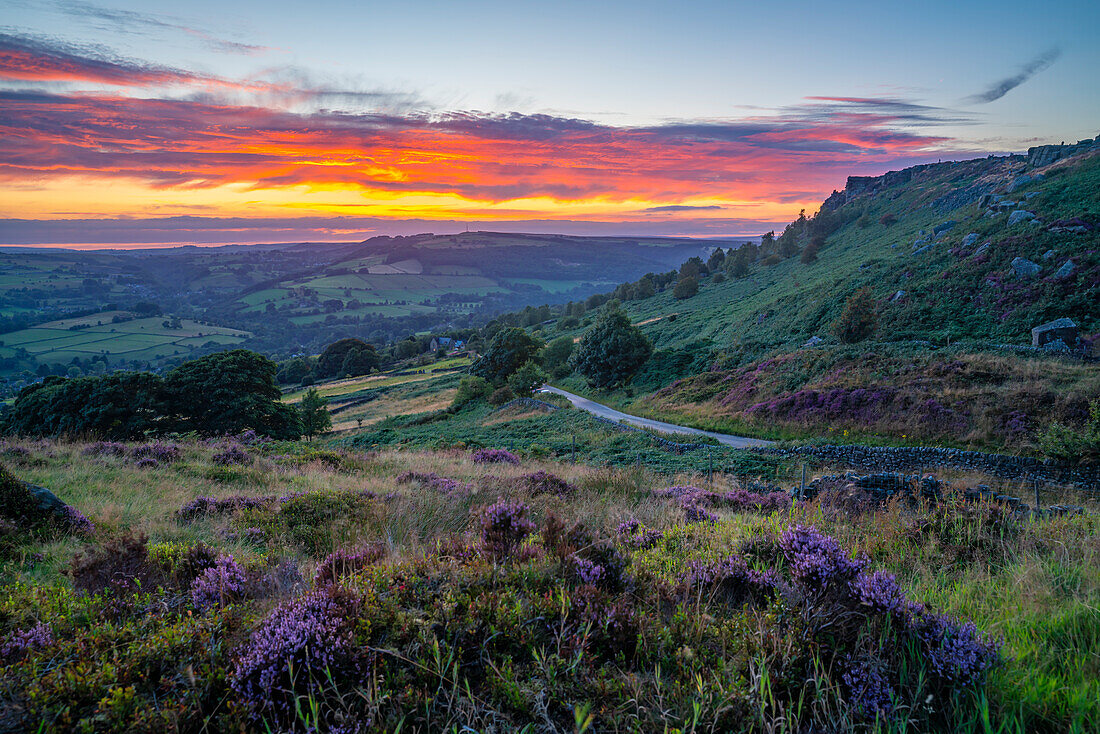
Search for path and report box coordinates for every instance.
[539,385,773,448]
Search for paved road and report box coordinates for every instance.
[539,385,774,448]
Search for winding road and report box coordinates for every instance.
[539,385,773,448]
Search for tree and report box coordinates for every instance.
[569,306,653,388]
[318,338,378,377]
[832,288,877,343]
[470,327,543,385]
[673,276,698,299]
[163,350,301,438]
[340,347,379,377]
[725,250,750,278]
[507,361,548,397]
[452,375,493,409]
[679,257,707,279]
[801,235,821,264]
[298,388,331,441]
[3,371,164,439]
[707,248,727,272]
[540,335,575,378]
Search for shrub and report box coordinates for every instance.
[569,305,653,388]
[673,275,698,299]
[69,531,162,596]
[832,288,877,343]
[313,543,385,587]
[478,500,537,560]
[129,442,181,464]
[1037,398,1100,464]
[472,448,520,465]
[879,213,897,226]
[230,587,362,717]
[190,555,247,610]
[487,386,515,406]
[452,375,492,409]
[514,470,576,496]
[0,622,53,660]
[506,360,548,397]
[212,444,252,466]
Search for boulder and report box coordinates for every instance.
[972,242,990,258]
[1011,257,1041,277]
[1008,210,1036,226]
[912,244,932,256]
[962,233,979,247]
[1054,260,1076,280]
[1042,249,1056,260]
[890,290,907,302]
[803,336,823,348]
[1031,317,1078,348]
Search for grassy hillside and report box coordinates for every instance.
[545,148,1100,452]
[0,438,1096,731]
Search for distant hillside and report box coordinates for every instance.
[0,232,723,384]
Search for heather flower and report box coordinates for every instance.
[231,587,360,714]
[478,500,537,560]
[683,504,718,524]
[130,441,181,464]
[212,444,252,466]
[472,448,520,465]
[913,613,1001,686]
[61,505,95,535]
[177,494,275,522]
[515,470,576,496]
[682,555,778,606]
[841,654,895,717]
[720,487,791,513]
[191,554,247,610]
[572,557,606,585]
[134,457,159,469]
[779,525,867,592]
[850,571,907,615]
[616,520,663,549]
[0,622,53,659]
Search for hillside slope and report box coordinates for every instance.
[553,141,1100,451]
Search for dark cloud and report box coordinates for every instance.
[640,205,724,213]
[964,48,1062,104]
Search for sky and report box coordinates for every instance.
[1,0,1097,247]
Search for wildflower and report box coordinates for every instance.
[190,554,247,610]
[779,525,866,592]
[472,448,520,465]
[478,500,537,560]
[0,622,53,659]
[850,571,908,616]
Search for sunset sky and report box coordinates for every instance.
[2,0,1097,246]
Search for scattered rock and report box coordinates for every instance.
[962,233,979,247]
[1043,339,1070,352]
[1054,260,1076,280]
[1010,257,1041,277]
[1007,210,1036,226]
[1005,173,1043,193]
[933,221,957,237]
[803,336,823,348]
[1042,249,1056,260]
[912,244,932,256]
[890,290,907,302]
[972,242,990,258]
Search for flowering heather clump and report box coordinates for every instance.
[177,494,275,522]
[61,505,95,535]
[396,471,472,495]
[472,448,520,465]
[721,487,792,513]
[682,555,778,606]
[684,504,718,524]
[130,441,181,464]
[572,556,607,585]
[314,543,386,587]
[83,441,129,458]
[478,500,537,559]
[221,526,266,544]
[841,655,895,717]
[212,444,252,466]
[515,470,577,497]
[850,571,909,616]
[0,622,53,659]
[134,457,159,469]
[779,524,867,592]
[616,520,664,550]
[190,554,247,610]
[913,613,1002,686]
[231,587,360,715]
[234,429,270,446]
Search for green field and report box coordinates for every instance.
[0,315,250,366]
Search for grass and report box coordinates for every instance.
[0,437,1096,732]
